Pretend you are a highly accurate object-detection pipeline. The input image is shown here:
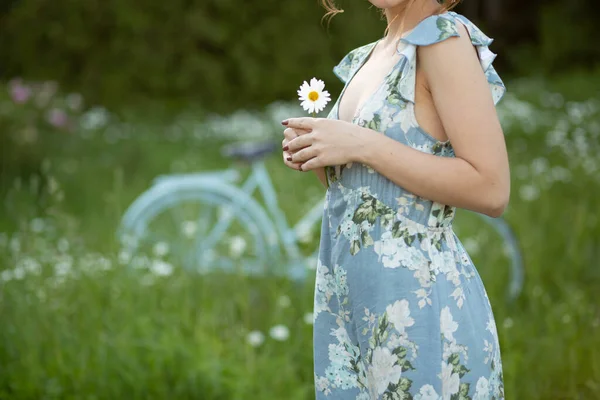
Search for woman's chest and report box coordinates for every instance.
[337,51,402,124]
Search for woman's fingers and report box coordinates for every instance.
[283,127,310,141]
[282,117,318,131]
[298,157,323,172]
[287,133,314,153]
[282,151,301,170]
[290,145,318,164]
[281,124,315,170]
[283,128,296,141]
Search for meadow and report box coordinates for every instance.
[1,71,600,399]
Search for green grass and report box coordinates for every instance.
[1,71,600,399]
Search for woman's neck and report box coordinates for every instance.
[381,0,440,48]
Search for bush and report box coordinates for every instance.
[538,0,599,73]
[1,1,598,114]
[0,1,383,113]
[0,79,113,183]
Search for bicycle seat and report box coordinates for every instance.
[222,141,278,163]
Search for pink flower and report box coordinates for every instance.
[47,108,69,129]
[8,78,32,104]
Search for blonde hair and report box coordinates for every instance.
[320,0,461,33]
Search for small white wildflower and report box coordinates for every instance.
[303,312,314,325]
[80,106,110,130]
[21,257,41,275]
[297,78,331,115]
[55,259,73,277]
[57,238,70,253]
[229,236,247,258]
[246,330,265,347]
[118,250,132,265]
[269,324,290,341]
[530,157,549,176]
[121,234,139,250]
[296,226,313,244]
[305,256,317,270]
[47,176,60,195]
[152,242,170,258]
[30,218,45,233]
[463,238,480,255]
[98,256,112,271]
[9,237,20,253]
[181,221,198,238]
[218,206,233,220]
[277,295,291,308]
[13,267,26,280]
[150,259,174,276]
[503,318,514,329]
[519,184,539,202]
[1,270,13,282]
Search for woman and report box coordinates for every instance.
[282,0,509,398]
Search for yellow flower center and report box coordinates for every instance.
[308,91,319,102]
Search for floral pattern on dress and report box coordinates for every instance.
[315,270,423,399]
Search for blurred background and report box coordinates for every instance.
[1,0,600,399]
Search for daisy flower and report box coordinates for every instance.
[297,78,331,115]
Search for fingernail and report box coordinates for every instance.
[283,146,289,151]
[281,120,289,126]
[287,156,292,161]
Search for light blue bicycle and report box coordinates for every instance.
[118,140,524,300]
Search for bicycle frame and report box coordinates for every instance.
[234,159,325,263]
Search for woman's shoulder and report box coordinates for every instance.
[401,11,494,48]
[397,11,506,105]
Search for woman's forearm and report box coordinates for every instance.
[355,127,509,217]
[314,167,328,188]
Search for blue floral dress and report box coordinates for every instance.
[313,12,506,400]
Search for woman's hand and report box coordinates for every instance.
[281,126,309,171]
[282,118,366,171]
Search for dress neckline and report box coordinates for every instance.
[335,37,410,124]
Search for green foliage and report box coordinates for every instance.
[539,0,599,73]
[2,0,599,112]
[0,79,85,180]
[0,1,383,113]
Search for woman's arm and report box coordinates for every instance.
[285,25,510,217]
[360,24,509,217]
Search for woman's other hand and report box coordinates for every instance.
[283,118,365,171]
[282,126,310,171]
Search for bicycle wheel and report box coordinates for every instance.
[119,178,280,276]
[454,212,524,301]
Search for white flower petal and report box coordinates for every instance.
[297,78,331,115]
